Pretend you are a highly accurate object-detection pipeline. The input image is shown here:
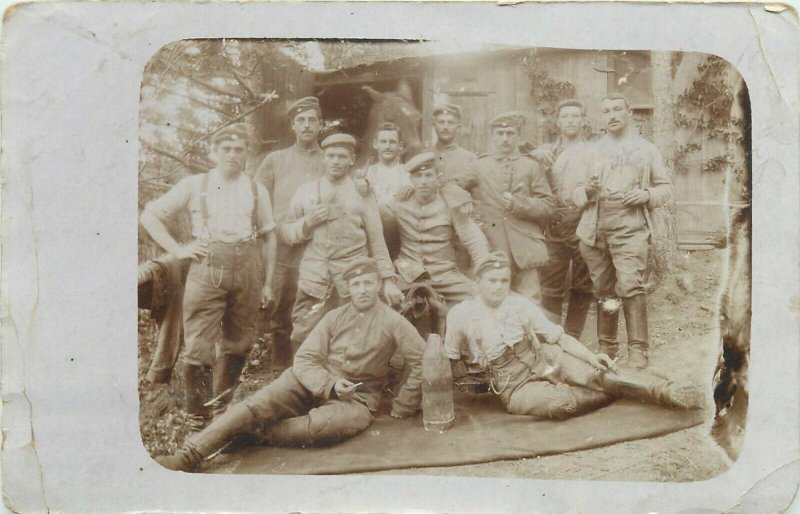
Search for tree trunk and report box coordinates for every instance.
[649,51,679,284]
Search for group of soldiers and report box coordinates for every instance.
[142,92,703,472]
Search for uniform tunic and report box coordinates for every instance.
[281,176,396,343]
[445,294,610,419]
[433,142,476,180]
[573,132,672,298]
[143,170,275,366]
[255,143,325,346]
[449,151,555,300]
[538,141,593,301]
[380,193,489,305]
[233,301,426,447]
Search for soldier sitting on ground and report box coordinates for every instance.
[445,251,704,420]
[156,257,427,472]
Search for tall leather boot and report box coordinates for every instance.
[183,364,212,433]
[211,354,246,417]
[569,387,615,416]
[623,294,649,369]
[600,367,703,410]
[541,295,563,324]
[156,402,256,472]
[564,291,593,339]
[596,298,620,359]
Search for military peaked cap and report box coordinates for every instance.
[287,96,321,120]
[474,251,511,276]
[211,123,251,146]
[405,151,437,175]
[320,133,357,151]
[489,111,525,129]
[342,256,381,282]
[433,103,463,119]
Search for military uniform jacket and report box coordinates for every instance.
[450,151,555,269]
[380,193,489,284]
[433,142,477,180]
[293,302,426,414]
[572,132,672,247]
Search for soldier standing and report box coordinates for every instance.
[360,122,411,207]
[380,152,489,307]
[448,112,554,302]
[445,252,702,421]
[533,100,595,338]
[140,124,277,430]
[431,103,476,180]
[255,97,325,370]
[156,257,426,472]
[573,93,673,369]
[281,133,404,349]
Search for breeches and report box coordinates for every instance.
[511,262,542,303]
[183,242,261,367]
[242,369,373,446]
[505,344,606,419]
[580,233,649,299]
[290,287,345,345]
[540,238,593,299]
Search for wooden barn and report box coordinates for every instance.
[257,45,744,245]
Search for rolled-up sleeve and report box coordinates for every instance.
[144,175,193,222]
[255,184,276,235]
[444,306,468,360]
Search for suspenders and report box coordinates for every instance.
[198,173,259,241]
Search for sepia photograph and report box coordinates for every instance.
[4,2,797,512]
[136,40,750,480]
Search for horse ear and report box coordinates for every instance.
[362,85,383,103]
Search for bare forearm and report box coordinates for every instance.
[262,232,277,286]
[140,210,183,254]
[557,333,596,364]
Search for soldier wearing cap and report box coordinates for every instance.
[530,99,595,338]
[431,103,477,180]
[572,93,673,368]
[281,133,405,349]
[141,123,278,431]
[379,152,489,306]
[446,111,555,302]
[255,97,326,370]
[156,257,427,472]
[444,251,702,422]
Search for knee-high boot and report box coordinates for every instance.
[541,295,564,324]
[568,387,616,416]
[183,364,213,433]
[211,354,247,416]
[597,298,620,359]
[258,415,315,448]
[564,291,593,339]
[600,367,703,410]
[623,294,649,369]
[156,402,256,472]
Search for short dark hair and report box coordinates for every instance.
[375,122,403,143]
[555,99,586,117]
[601,92,630,109]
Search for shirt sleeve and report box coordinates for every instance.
[519,296,564,344]
[292,311,338,401]
[255,183,276,235]
[510,161,555,223]
[279,185,310,245]
[362,197,396,280]
[444,305,468,360]
[379,198,397,222]
[390,313,427,415]
[255,152,276,199]
[452,209,489,266]
[645,145,673,209]
[143,175,194,221]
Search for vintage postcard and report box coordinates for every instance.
[2,2,798,513]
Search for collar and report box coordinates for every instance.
[492,150,522,161]
[293,142,321,155]
[435,141,459,152]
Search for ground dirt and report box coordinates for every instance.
[138,248,733,481]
